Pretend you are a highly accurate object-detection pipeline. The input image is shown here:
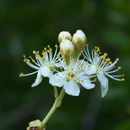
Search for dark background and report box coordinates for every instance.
[0,0,130,130]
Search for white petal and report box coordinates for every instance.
[49,72,66,87]
[97,71,109,97]
[31,71,42,87]
[64,80,80,96]
[80,78,95,89]
[41,66,53,78]
[85,65,96,75]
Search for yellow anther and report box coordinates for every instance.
[23,55,26,57]
[44,52,47,55]
[47,45,50,48]
[55,44,58,48]
[70,52,72,55]
[80,66,83,68]
[86,44,88,47]
[33,50,36,54]
[81,51,83,53]
[50,48,52,51]
[122,78,125,81]
[118,66,121,69]
[71,68,74,71]
[116,58,119,61]
[122,74,125,76]
[19,73,23,77]
[79,63,81,65]
[106,58,111,62]
[56,74,59,76]
[97,47,100,52]
[94,53,97,56]
[70,65,72,67]
[84,66,86,69]
[86,61,88,63]
[100,55,104,59]
[23,59,26,62]
[103,62,106,64]
[109,61,112,64]
[32,59,35,62]
[47,50,50,53]
[81,80,84,82]
[104,53,108,56]
[78,67,81,69]
[88,65,91,68]
[44,47,47,50]
[27,59,30,62]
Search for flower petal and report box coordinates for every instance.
[64,80,80,96]
[97,71,109,97]
[41,66,53,78]
[85,64,96,75]
[49,72,66,87]
[31,71,42,87]
[80,78,95,89]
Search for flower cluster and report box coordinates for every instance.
[20,30,124,97]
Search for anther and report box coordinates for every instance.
[122,74,125,76]
[47,45,50,48]
[19,73,23,77]
[86,44,88,47]
[116,58,119,62]
[55,44,58,48]
[122,78,125,81]
[118,66,121,70]
[88,65,91,68]
[81,80,84,82]
[33,50,36,54]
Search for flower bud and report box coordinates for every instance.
[58,31,72,43]
[27,119,43,130]
[60,39,74,54]
[72,30,87,45]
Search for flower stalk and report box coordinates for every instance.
[39,88,65,130]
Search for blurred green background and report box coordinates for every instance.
[0,0,130,130]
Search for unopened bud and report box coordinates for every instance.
[72,30,87,45]
[60,39,74,54]
[58,31,72,43]
[27,120,43,130]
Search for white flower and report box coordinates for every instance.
[49,59,95,96]
[58,31,72,43]
[19,45,62,87]
[83,45,125,97]
[72,30,87,45]
[60,39,74,54]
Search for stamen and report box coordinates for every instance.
[55,44,58,48]
[116,58,119,62]
[33,50,36,54]
[23,55,26,58]
[122,78,125,81]
[86,44,88,47]
[122,74,125,76]
[81,80,84,82]
[88,65,91,68]
[19,73,23,77]
[118,66,121,70]
[47,45,50,48]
